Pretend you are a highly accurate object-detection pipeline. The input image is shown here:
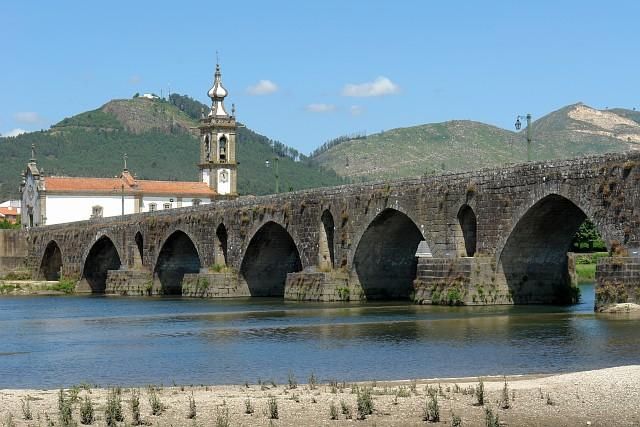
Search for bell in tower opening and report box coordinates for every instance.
[219,135,227,161]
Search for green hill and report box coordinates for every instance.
[0,96,346,201]
[312,103,640,181]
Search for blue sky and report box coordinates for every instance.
[1,1,639,153]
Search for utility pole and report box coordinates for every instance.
[515,113,533,162]
[265,157,280,194]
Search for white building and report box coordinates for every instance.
[20,63,238,227]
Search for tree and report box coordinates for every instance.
[572,220,605,251]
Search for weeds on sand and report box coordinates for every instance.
[423,394,440,422]
[105,388,124,427]
[20,397,33,421]
[244,398,254,414]
[475,379,485,406]
[484,406,499,427]
[329,401,339,420]
[356,387,373,420]
[148,387,164,416]
[188,392,197,419]
[267,395,279,419]
[79,396,94,425]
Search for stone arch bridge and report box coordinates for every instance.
[22,153,640,311]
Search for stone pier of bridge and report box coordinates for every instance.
[4,153,640,312]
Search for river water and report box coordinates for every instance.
[0,283,638,388]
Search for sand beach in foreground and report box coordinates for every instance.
[0,365,638,426]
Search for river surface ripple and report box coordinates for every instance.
[0,283,638,388]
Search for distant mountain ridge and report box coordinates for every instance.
[2,99,638,202]
[311,103,640,181]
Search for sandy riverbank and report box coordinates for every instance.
[0,366,639,426]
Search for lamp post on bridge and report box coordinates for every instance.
[515,113,532,162]
[265,157,280,194]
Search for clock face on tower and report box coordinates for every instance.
[219,170,228,183]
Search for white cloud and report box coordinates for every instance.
[342,76,400,97]
[13,112,42,124]
[3,128,27,137]
[246,80,279,95]
[350,105,365,116]
[129,75,142,85]
[305,103,336,113]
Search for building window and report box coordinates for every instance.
[149,203,157,212]
[91,205,103,219]
[192,199,201,207]
[163,203,171,210]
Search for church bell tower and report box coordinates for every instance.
[198,62,237,196]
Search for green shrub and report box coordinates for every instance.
[329,401,339,420]
[244,398,254,414]
[187,392,196,419]
[130,389,141,425]
[423,394,439,422]
[396,386,411,398]
[148,387,163,415]
[105,388,123,426]
[308,372,317,390]
[79,397,94,425]
[215,405,229,427]
[267,395,278,419]
[3,412,16,427]
[501,379,510,409]
[475,378,485,406]
[58,389,76,427]
[21,397,33,420]
[3,271,31,280]
[484,406,499,427]
[49,278,76,294]
[288,371,298,389]
[340,400,352,419]
[356,387,373,420]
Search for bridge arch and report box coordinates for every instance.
[498,193,607,304]
[456,204,477,257]
[39,240,63,280]
[215,223,228,267]
[81,235,122,293]
[154,229,202,295]
[134,231,144,266]
[353,208,425,300]
[319,209,336,269]
[240,221,302,297]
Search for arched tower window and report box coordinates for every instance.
[204,135,211,161]
[219,135,227,161]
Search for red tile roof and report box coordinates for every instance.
[44,173,216,197]
[0,207,19,217]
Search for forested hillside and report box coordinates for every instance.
[0,95,345,201]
